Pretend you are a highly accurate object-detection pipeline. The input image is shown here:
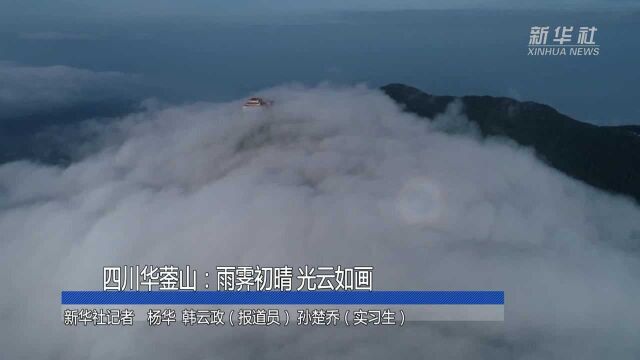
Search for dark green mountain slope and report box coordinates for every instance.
[381,83,640,203]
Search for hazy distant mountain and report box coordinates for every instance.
[382,83,640,203]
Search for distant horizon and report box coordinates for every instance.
[3,8,637,125]
[1,2,639,19]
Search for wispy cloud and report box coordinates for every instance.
[18,32,97,41]
[0,62,139,118]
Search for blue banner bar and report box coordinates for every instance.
[61,291,504,305]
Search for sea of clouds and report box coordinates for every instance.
[0,82,639,359]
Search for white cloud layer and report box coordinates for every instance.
[0,62,136,117]
[0,84,639,359]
